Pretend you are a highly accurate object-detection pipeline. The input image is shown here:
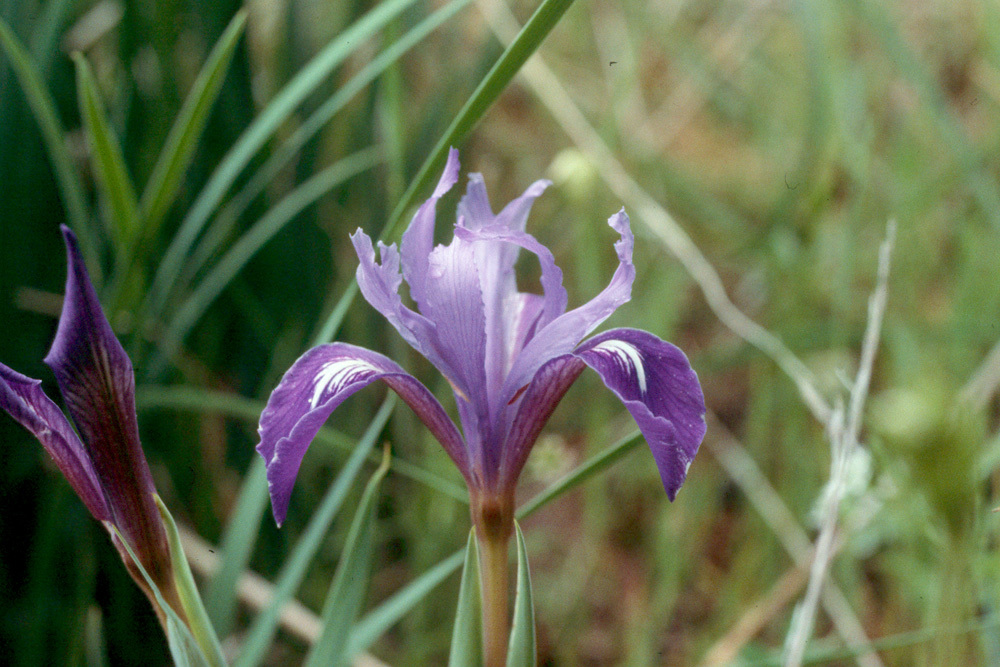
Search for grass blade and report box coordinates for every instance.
[506,521,535,667]
[143,0,421,322]
[348,549,465,656]
[0,18,95,267]
[73,52,140,250]
[303,446,391,667]
[139,10,248,239]
[313,0,579,345]
[234,398,395,667]
[153,147,382,366]
[448,530,482,667]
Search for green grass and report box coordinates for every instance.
[2,0,1000,664]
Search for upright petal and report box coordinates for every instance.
[401,147,460,307]
[42,226,172,589]
[502,209,635,403]
[0,364,109,521]
[257,342,467,525]
[575,328,705,499]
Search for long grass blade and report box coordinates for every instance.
[183,0,474,288]
[302,446,391,667]
[139,10,248,238]
[152,147,381,367]
[0,18,95,267]
[234,398,395,667]
[73,52,140,250]
[143,0,421,322]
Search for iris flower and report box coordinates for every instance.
[258,149,705,526]
[257,150,705,658]
[0,227,184,627]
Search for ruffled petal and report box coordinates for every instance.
[401,147,460,306]
[575,328,705,499]
[42,226,172,588]
[501,209,634,403]
[0,363,109,521]
[257,342,467,525]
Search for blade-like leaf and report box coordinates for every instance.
[0,18,94,267]
[183,0,474,290]
[303,446,392,667]
[154,496,226,667]
[107,523,210,667]
[143,0,421,323]
[506,521,535,667]
[154,147,381,366]
[313,0,579,345]
[73,53,140,250]
[139,10,248,240]
[348,549,465,656]
[449,530,482,667]
[234,398,395,667]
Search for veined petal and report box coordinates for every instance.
[401,147,460,307]
[575,328,706,499]
[257,342,467,525]
[502,209,634,403]
[42,226,172,589]
[496,354,586,491]
[0,363,109,521]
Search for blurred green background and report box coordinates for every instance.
[2,0,1000,664]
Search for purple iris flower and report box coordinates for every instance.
[0,227,182,622]
[257,149,706,530]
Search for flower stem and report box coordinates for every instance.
[477,528,510,667]
[473,494,514,667]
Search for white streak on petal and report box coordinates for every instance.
[310,359,376,409]
[592,340,647,394]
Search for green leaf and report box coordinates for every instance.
[0,18,95,268]
[234,398,395,667]
[154,147,381,366]
[303,446,392,667]
[73,52,140,250]
[143,0,421,323]
[506,521,535,667]
[348,549,465,656]
[313,0,579,344]
[139,10,248,241]
[106,523,210,667]
[448,530,482,667]
[185,0,474,288]
[154,496,227,667]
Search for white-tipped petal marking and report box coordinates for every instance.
[310,359,377,408]
[591,339,647,394]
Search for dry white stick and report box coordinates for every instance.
[782,221,896,667]
[959,338,1000,410]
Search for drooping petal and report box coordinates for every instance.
[496,354,586,490]
[42,226,173,588]
[501,209,635,404]
[257,342,467,525]
[401,147,461,307]
[0,363,109,521]
[575,328,706,499]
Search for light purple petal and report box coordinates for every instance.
[257,342,467,526]
[401,147,460,307]
[0,363,109,521]
[501,209,635,403]
[493,178,551,233]
[43,226,172,588]
[575,328,706,499]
